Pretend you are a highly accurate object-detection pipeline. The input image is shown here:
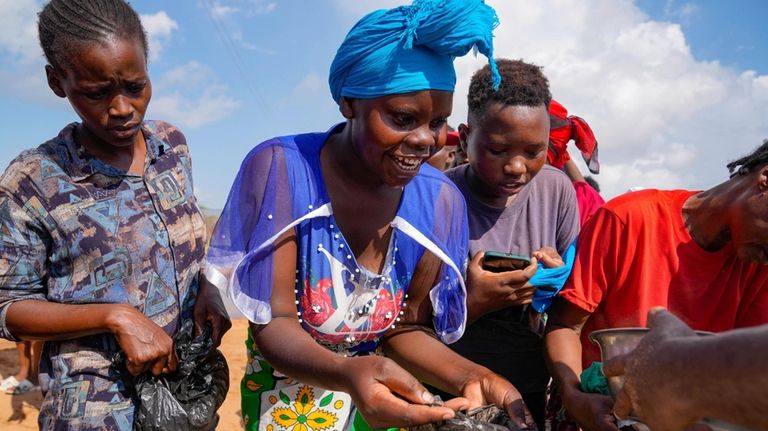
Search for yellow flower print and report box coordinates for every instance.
[271,386,338,431]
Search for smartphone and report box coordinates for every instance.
[482,251,532,273]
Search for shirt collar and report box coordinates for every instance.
[55,122,162,181]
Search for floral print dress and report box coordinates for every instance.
[205,124,469,431]
[241,214,408,431]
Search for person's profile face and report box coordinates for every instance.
[343,90,453,187]
[463,103,549,206]
[729,168,768,265]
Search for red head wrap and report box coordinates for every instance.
[548,99,600,174]
[445,130,460,146]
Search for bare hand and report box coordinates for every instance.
[602,308,699,431]
[531,247,564,268]
[109,305,177,376]
[194,275,232,348]
[341,355,459,428]
[466,252,538,320]
[562,389,618,431]
[461,372,536,430]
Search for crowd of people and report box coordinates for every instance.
[0,0,766,431]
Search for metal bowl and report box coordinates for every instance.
[588,327,650,399]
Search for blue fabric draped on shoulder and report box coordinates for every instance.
[329,0,501,104]
[205,126,470,343]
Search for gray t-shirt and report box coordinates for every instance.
[444,164,579,394]
[445,164,579,258]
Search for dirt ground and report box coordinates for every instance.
[0,318,250,430]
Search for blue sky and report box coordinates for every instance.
[1,0,767,209]
[639,0,768,73]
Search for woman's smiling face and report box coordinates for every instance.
[341,90,453,187]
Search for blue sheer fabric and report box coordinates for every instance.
[206,124,470,344]
[329,0,501,103]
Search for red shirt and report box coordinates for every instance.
[560,189,768,367]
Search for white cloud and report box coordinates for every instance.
[155,61,210,89]
[0,0,42,64]
[0,3,239,129]
[201,0,277,17]
[148,62,239,129]
[199,0,276,53]
[447,0,768,199]
[330,0,768,199]
[332,0,404,19]
[230,29,277,55]
[140,11,179,61]
[0,0,57,106]
[149,87,239,129]
[246,0,277,16]
[664,0,700,23]
[211,1,238,18]
[277,72,326,107]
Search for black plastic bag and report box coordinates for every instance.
[114,320,229,430]
[408,404,533,431]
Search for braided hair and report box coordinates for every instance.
[467,58,551,122]
[38,0,148,70]
[727,139,768,177]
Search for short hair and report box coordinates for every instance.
[38,0,148,70]
[584,176,601,193]
[727,139,768,177]
[467,58,551,122]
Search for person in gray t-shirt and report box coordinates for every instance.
[444,59,580,429]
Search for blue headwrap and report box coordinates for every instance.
[329,0,501,104]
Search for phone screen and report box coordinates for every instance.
[482,251,531,273]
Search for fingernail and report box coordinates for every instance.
[442,412,454,420]
[421,391,435,404]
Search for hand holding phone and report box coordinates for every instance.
[481,251,532,273]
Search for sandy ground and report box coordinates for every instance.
[0,318,250,430]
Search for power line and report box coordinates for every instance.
[200,0,271,116]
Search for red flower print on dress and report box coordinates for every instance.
[301,278,334,327]
[370,288,404,331]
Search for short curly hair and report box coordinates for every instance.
[467,58,551,122]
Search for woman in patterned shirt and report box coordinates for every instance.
[0,1,230,429]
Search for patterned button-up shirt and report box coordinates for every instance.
[0,121,206,430]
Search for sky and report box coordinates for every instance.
[1,0,767,209]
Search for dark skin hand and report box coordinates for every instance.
[193,275,232,348]
[602,309,699,431]
[559,388,618,431]
[603,309,768,431]
[466,247,563,323]
[6,300,176,376]
[383,252,536,429]
[249,90,535,428]
[251,232,459,428]
[245,97,467,427]
[6,274,232,376]
[544,297,618,431]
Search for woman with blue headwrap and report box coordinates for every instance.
[206,1,535,429]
